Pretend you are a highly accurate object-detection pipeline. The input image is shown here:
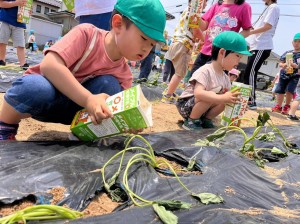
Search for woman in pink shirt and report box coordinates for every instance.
[190,0,252,75]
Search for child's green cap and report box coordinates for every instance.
[294,33,300,41]
[213,31,252,56]
[114,0,166,44]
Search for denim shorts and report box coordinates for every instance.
[176,96,195,119]
[275,74,300,94]
[5,74,123,124]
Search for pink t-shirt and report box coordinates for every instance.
[201,2,252,56]
[25,24,132,90]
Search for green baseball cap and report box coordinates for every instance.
[213,31,252,56]
[114,0,166,44]
[294,33,300,40]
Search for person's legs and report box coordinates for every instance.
[0,22,11,64]
[79,12,112,30]
[162,59,172,82]
[176,97,203,130]
[32,75,123,124]
[139,52,155,80]
[271,83,278,100]
[16,47,26,65]
[244,50,271,108]
[165,43,191,95]
[0,75,55,140]
[168,61,175,82]
[288,100,300,120]
[289,86,300,118]
[30,43,34,52]
[0,75,122,139]
[11,25,27,66]
[0,43,6,64]
[272,74,290,112]
[205,103,225,120]
[282,77,300,115]
[190,53,211,76]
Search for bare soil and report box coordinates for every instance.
[0,93,298,141]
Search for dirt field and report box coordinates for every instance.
[0,92,297,141]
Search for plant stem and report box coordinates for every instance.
[228,118,256,127]
[123,156,156,207]
[102,146,152,189]
[156,159,192,194]
[216,126,248,140]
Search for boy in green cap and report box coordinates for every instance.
[272,32,300,118]
[176,31,251,130]
[0,0,166,140]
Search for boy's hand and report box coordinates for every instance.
[86,93,113,125]
[222,88,241,104]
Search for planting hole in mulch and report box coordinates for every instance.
[155,156,202,177]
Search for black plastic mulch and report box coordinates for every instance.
[1,126,300,223]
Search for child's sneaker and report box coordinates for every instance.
[271,104,282,113]
[201,117,215,129]
[161,94,176,104]
[161,93,178,104]
[281,104,290,115]
[287,114,299,121]
[0,122,18,140]
[182,118,203,130]
[248,102,257,110]
[0,60,6,66]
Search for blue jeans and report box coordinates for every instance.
[5,75,122,124]
[139,52,155,80]
[79,12,112,30]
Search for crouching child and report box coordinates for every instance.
[176,31,252,130]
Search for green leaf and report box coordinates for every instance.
[156,200,192,210]
[290,149,300,154]
[186,158,196,171]
[153,204,178,224]
[271,147,287,157]
[255,159,265,168]
[109,187,127,202]
[192,193,224,205]
[241,143,254,154]
[206,129,227,142]
[193,139,220,148]
[257,112,270,127]
[284,141,298,150]
[256,132,276,142]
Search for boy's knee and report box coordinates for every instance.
[87,75,122,96]
[7,75,56,105]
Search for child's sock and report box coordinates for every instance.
[0,121,19,140]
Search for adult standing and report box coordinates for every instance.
[74,0,117,30]
[243,0,280,109]
[0,0,29,69]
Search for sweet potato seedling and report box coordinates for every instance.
[196,112,299,168]
[101,135,224,223]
